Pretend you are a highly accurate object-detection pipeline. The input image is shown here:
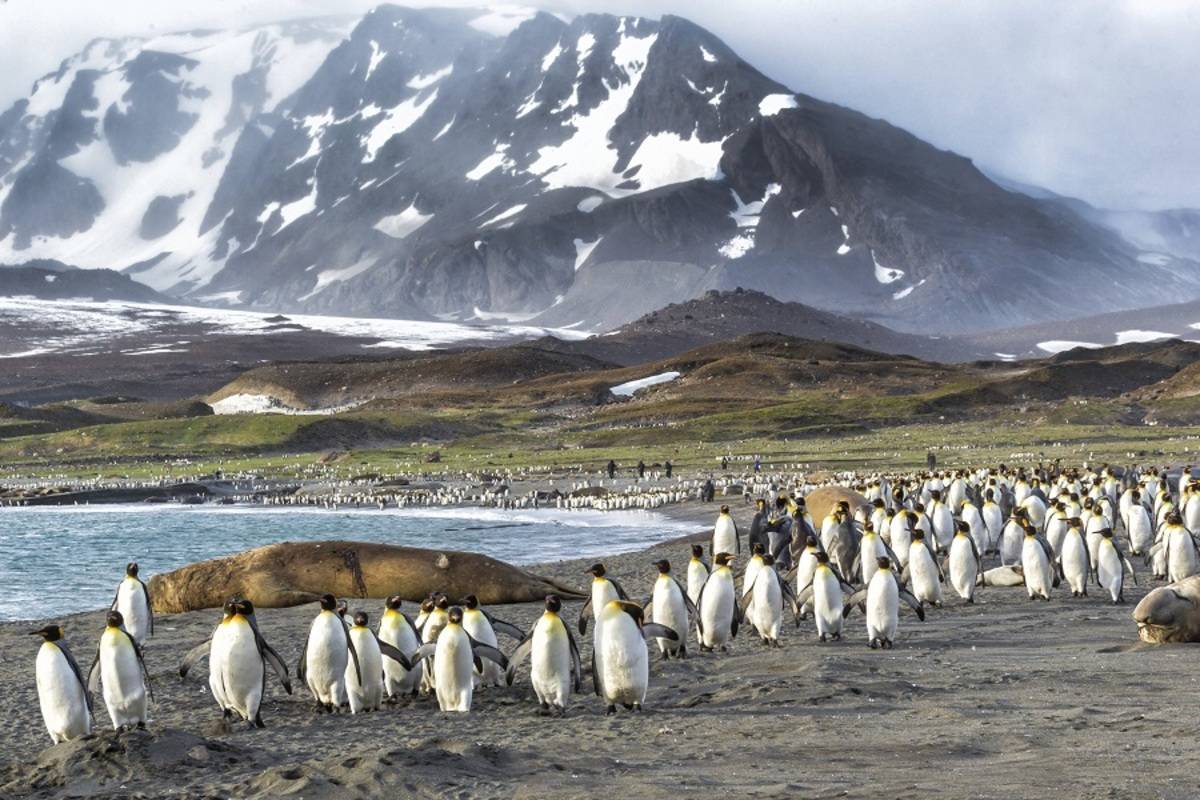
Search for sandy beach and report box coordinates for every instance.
[1,501,1197,800]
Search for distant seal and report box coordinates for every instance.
[147,541,584,613]
[1134,576,1200,643]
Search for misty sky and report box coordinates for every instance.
[1,0,1196,211]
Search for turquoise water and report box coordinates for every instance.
[0,506,695,621]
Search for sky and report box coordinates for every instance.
[1,0,1196,211]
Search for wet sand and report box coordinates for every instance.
[1,503,1196,799]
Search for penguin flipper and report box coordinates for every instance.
[795,584,815,608]
[345,622,363,686]
[643,623,679,642]
[467,636,509,669]
[409,643,437,667]
[1122,556,1139,586]
[87,643,101,693]
[673,577,697,616]
[248,615,291,694]
[376,635,413,671]
[591,647,603,697]
[504,637,533,686]
[140,578,154,636]
[124,629,154,702]
[59,641,94,717]
[489,618,525,641]
[567,629,583,693]
[842,589,868,617]
[898,588,926,621]
[297,631,310,682]
[178,634,214,680]
[609,577,629,601]
[578,597,592,635]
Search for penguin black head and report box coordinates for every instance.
[797,498,806,508]
[930,490,941,501]
[864,520,875,533]
[756,498,766,508]
[587,563,607,578]
[751,542,765,556]
[353,610,369,627]
[761,554,775,567]
[714,552,734,567]
[805,536,819,548]
[545,594,562,613]
[126,562,139,578]
[1168,511,1184,526]
[222,597,240,616]
[238,599,255,616]
[1100,528,1114,539]
[435,594,450,610]
[691,544,705,558]
[654,559,671,574]
[385,595,403,610]
[420,597,435,613]
[464,595,480,609]
[336,599,349,618]
[1069,517,1082,527]
[106,610,124,628]
[912,529,926,540]
[29,625,63,641]
[873,498,885,508]
[956,521,970,534]
[319,594,337,611]
[447,606,464,625]
[815,551,830,565]
[720,504,730,514]
[876,556,892,570]
[838,501,850,511]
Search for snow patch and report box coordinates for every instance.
[469,7,537,37]
[365,40,386,81]
[362,88,438,162]
[577,196,604,213]
[299,257,378,301]
[374,203,432,239]
[759,93,798,116]
[624,129,725,192]
[466,144,515,181]
[1115,329,1176,344]
[574,236,601,271]
[479,204,526,228]
[1037,340,1103,354]
[610,371,681,397]
[871,250,904,284]
[700,45,717,63]
[432,116,455,140]
[211,393,365,416]
[893,278,926,300]
[1137,252,1172,266]
[718,183,780,259]
[407,64,452,89]
[541,42,564,71]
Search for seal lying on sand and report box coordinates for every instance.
[147,541,584,613]
[1133,575,1200,643]
[804,487,869,525]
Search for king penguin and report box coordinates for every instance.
[378,596,421,700]
[648,559,694,658]
[111,562,153,646]
[87,610,152,731]
[298,594,361,712]
[411,607,508,713]
[506,595,583,716]
[208,598,291,727]
[30,624,92,743]
[592,599,678,714]
[696,552,740,652]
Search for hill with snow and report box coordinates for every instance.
[2,4,1197,336]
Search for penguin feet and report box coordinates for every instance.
[253,712,266,729]
[606,705,617,716]
[136,722,146,731]
[831,632,841,641]
[622,702,635,710]
[632,703,643,713]
[869,638,880,649]
[222,708,234,720]
[818,634,827,643]
[882,639,894,650]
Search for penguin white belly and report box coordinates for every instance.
[464,612,503,687]
[36,645,90,743]
[591,581,619,622]
[1085,531,1103,571]
[931,507,954,550]
[890,518,912,565]
[345,628,383,713]
[795,552,817,595]
[750,572,782,642]
[306,614,348,706]
[1187,498,1200,533]
[1168,530,1199,582]
[218,620,264,721]
[433,630,475,712]
[820,519,838,552]
[983,506,1003,551]
[379,615,420,697]
[713,517,737,555]
[866,575,898,644]
[699,573,735,648]
[909,548,942,605]
[1061,534,1089,595]
[686,562,708,606]
[999,522,1023,565]
[1096,544,1123,602]
[651,580,687,655]
[116,580,151,645]
[531,617,572,708]
[813,570,843,638]
[963,507,986,553]
[208,625,231,712]
[859,537,883,585]
[1021,539,1052,599]
[948,539,977,601]
[99,629,148,728]
[741,559,762,620]
[599,619,648,705]
[1046,519,1067,556]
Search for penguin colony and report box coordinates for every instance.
[27,461,1196,744]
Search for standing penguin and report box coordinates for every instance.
[904,529,944,607]
[648,559,694,658]
[1021,526,1057,601]
[982,490,1004,555]
[111,562,153,646]
[207,598,292,727]
[462,595,522,688]
[947,521,981,602]
[592,600,678,714]
[378,596,421,700]
[740,554,798,647]
[345,610,411,713]
[1095,529,1138,604]
[686,544,710,607]
[796,551,855,642]
[298,594,361,713]
[411,607,508,713]
[87,610,151,731]
[712,505,741,557]
[696,552,740,652]
[843,557,925,648]
[506,595,582,716]
[1060,520,1091,597]
[1164,512,1200,582]
[578,564,628,634]
[741,543,767,625]
[30,624,92,743]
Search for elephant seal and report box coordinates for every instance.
[147,540,585,614]
[803,486,870,524]
[1133,576,1200,643]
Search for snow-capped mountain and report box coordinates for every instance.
[2,5,1197,335]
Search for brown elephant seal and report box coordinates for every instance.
[147,540,585,614]
[803,486,870,524]
[1134,576,1200,643]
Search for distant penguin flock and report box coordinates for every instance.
[26,460,1200,744]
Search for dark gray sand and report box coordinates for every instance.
[1,503,1196,799]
